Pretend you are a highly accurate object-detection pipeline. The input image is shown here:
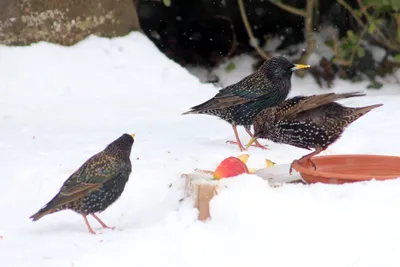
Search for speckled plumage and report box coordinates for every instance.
[30,133,135,234]
[250,92,382,171]
[183,56,309,151]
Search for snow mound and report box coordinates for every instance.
[1,32,400,267]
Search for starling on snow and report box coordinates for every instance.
[246,92,382,173]
[182,56,310,151]
[30,133,135,234]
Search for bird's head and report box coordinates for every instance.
[259,56,310,79]
[104,133,135,158]
[245,109,274,149]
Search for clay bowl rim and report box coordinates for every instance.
[292,154,400,181]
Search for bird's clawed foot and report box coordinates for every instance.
[253,139,269,150]
[309,159,317,170]
[83,215,97,235]
[289,158,317,175]
[226,140,247,152]
[228,140,269,151]
[99,224,116,230]
[92,214,115,230]
[289,160,297,175]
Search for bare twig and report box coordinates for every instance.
[265,0,314,75]
[348,24,368,65]
[336,0,365,27]
[215,15,238,64]
[327,28,350,66]
[296,0,316,77]
[238,0,270,60]
[299,0,316,63]
[327,24,367,66]
[355,0,392,47]
[267,0,306,17]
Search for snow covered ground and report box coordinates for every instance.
[1,32,400,267]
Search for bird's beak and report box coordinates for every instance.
[245,137,257,149]
[131,133,135,138]
[291,64,310,71]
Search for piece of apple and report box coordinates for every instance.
[237,154,276,173]
[265,159,276,167]
[236,154,250,165]
[213,156,249,180]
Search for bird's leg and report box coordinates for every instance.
[226,125,246,151]
[82,215,96,235]
[92,214,115,230]
[244,128,269,150]
[289,149,323,175]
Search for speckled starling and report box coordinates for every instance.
[246,92,382,173]
[30,133,135,234]
[182,56,310,151]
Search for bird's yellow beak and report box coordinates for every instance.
[131,133,136,138]
[245,137,257,149]
[292,64,310,71]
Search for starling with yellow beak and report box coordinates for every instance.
[30,133,135,234]
[183,56,310,151]
[246,92,382,173]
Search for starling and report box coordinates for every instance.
[30,133,135,234]
[246,92,382,173]
[182,56,310,151]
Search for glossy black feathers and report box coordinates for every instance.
[182,56,297,127]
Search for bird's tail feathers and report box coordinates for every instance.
[29,193,63,222]
[181,110,196,115]
[30,204,54,222]
[182,98,217,115]
[345,103,383,123]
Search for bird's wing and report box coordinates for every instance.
[29,154,129,216]
[59,154,126,197]
[216,73,272,100]
[278,92,366,121]
[203,73,274,110]
[184,72,278,113]
[277,94,336,120]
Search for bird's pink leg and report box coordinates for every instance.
[92,214,115,230]
[82,215,96,235]
[226,125,246,151]
[289,149,323,175]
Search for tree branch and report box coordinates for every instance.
[336,0,365,27]
[215,15,238,63]
[297,0,316,76]
[355,0,395,49]
[267,0,306,17]
[238,0,270,60]
[348,24,368,66]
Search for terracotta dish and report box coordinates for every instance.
[291,154,400,184]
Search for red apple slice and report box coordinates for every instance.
[213,157,249,180]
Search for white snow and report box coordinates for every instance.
[1,32,400,267]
